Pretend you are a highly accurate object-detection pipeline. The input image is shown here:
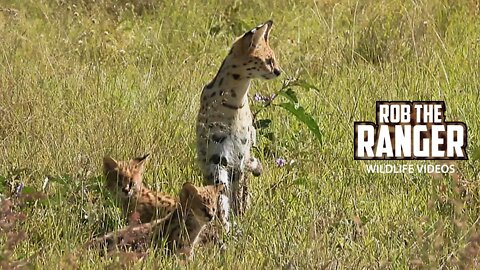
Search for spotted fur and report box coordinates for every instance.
[196,20,281,232]
[103,155,178,224]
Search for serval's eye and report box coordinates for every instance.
[265,58,273,66]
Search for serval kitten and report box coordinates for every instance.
[87,182,224,259]
[103,155,178,224]
[196,20,281,232]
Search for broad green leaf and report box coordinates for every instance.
[277,102,322,144]
[254,119,272,129]
[279,88,298,104]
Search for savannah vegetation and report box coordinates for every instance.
[0,0,479,268]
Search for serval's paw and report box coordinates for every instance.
[246,157,262,177]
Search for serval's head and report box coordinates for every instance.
[230,20,281,80]
[179,182,224,224]
[103,154,148,199]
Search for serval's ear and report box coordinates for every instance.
[233,20,273,55]
[248,20,273,50]
[131,154,149,173]
[180,182,198,204]
[103,156,118,173]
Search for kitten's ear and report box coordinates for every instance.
[247,20,273,50]
[131,154,149,172]
[180,182,198,203]
[103,156,118,172]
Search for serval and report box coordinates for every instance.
[196,20,281,233]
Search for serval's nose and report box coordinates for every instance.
[273,68,281,76]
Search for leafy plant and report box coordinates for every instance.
[253,77,323,145]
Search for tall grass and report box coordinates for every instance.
[0,0,479,268]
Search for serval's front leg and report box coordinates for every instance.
[245,125,263,177]
[230,169,250,216]
[209,164,231,234]
[245,157,262,177]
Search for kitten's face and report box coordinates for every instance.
[103,155,148,199]
[180,182,224,224]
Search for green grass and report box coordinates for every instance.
[1,0,479,268]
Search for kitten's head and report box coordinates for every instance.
[179,182,224,224]
[103,154,148,199]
